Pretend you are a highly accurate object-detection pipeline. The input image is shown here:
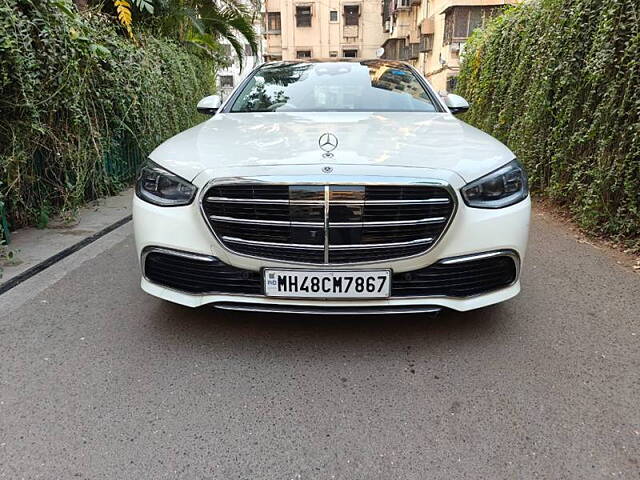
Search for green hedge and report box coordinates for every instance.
[456,0,640,248]
[0,0,216,240]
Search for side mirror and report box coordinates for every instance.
[443,93,469,115]
[197,95,222,115]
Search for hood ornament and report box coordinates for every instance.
[318,133,338,153]
[322,166,333,174]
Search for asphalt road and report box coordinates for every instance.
[1,213,639,479]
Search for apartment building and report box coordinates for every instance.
[262,0,387,60]
[217,3,265,99]
[381,0,519,92]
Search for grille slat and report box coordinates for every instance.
[207,185,290,200]
[211,216,324,227]
[202,184,455,264]
[329,245,428,263]
[227,244,325,263]
[223,236,325,250]
[147,265,253,284]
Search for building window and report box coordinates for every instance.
[329,51,338,57]
[342,49,358,58]
[296,5,312,27]
[219,75,234,88]
[267,12,281,33]
[222,44,232,57]
[444,6,501,44]
[330,10,338,22]
[397,0,410,8]
[447,75,458,93]
[296,50,312,58]
[244,44,253,56]
[344,5,360,26]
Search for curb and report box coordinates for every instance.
[0,215,132,296]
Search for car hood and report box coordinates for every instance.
[150,112,514,183]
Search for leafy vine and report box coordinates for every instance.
[457,0,640,249]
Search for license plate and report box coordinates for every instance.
[264,269,391,299]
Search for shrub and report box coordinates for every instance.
[457,0,640,249]
[0,0,216,235]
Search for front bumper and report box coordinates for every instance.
[133,177,530,312]
[141,277,520,312]
[139,246,522,312]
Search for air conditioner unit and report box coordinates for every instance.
[384,20,390,32]
[450,42,460,54]
[419,34,433,52]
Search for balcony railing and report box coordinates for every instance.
[410,43,420,59]
[398,44,419,60]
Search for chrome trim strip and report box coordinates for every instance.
[205,197,450,206]
[330,238,433,250]
[330,217,446,227]
[210,215,324,227]
[360,198,451,205]
[221,236,433,251]
[214,302,442,315]
[323,185,330,263]
[141,247,217,265]
[440,250,515,265]
[198,176,458,267]
[213,215,445,228]
[200,176,451,186]
[222,236,325,250]
[206,197,291,204]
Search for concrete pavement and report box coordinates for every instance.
[0,189,133,288]
[0,211,638,479]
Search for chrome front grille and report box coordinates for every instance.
[202,183,455,264]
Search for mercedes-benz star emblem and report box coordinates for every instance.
[322,166,333,174]
[318,133,338,153]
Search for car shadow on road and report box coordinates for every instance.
[147,299,512,352]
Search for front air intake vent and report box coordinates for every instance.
[144,249,263,294]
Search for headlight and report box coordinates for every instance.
[135,160,197,206]
[461,159,528,209]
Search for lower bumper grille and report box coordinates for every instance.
[143,249,262,295]
[390,253,518,297]
[143,249,518,298]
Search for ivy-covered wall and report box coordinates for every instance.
[456,0,640,248]
[0,0,216,239]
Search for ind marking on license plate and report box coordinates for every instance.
[264,269,391,298]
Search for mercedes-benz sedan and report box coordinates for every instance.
[133,59,530,314]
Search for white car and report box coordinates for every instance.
[133,59,530,314]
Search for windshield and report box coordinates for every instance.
[229,60,440,113]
